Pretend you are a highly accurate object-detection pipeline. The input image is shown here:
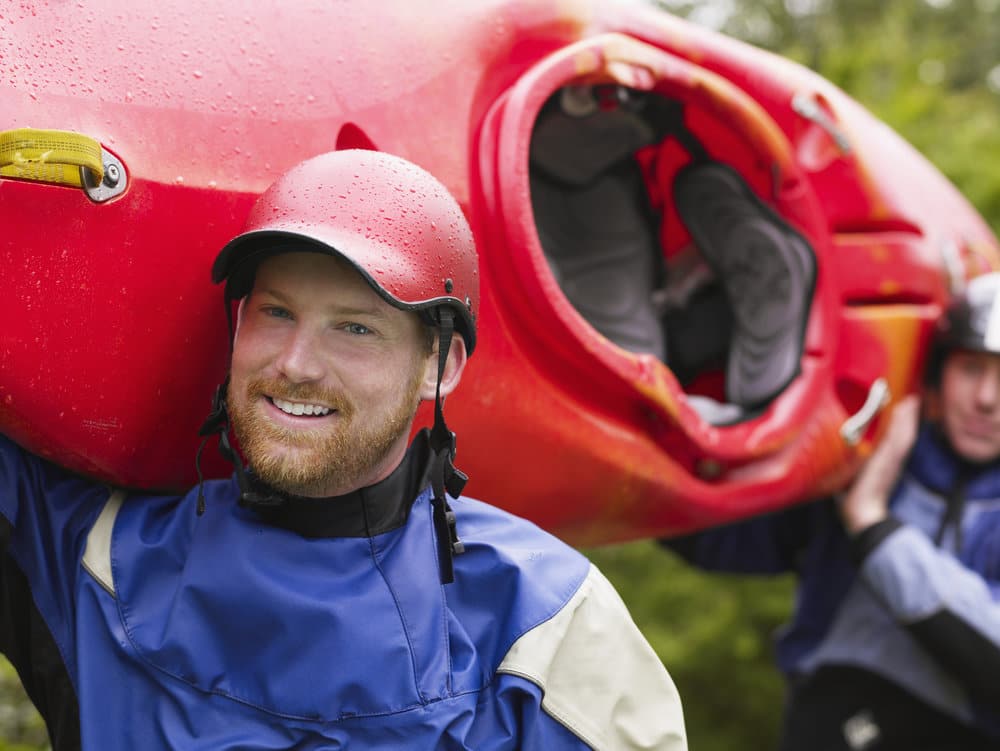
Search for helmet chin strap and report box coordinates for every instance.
[427,307,467,584]
[195,296,285,515]
[195,376,282,515]
[194,378,230,516]
[194,295,240,514]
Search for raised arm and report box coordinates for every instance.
[0,433,112,744]
[663,496,835,576]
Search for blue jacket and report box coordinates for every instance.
[667,424,1000,737]
[0,433,686,749]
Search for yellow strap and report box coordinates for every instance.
[0,128,103,187]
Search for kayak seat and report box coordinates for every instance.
[529,88,668,361]
[529,162,667,360]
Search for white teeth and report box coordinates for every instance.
[272,398,332,417]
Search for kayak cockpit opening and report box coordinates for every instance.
[528,84,817,425]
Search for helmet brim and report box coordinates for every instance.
[212,230,476,353]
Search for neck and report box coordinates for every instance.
[241,430,434,538]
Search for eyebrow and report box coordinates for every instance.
[256,287,390,319]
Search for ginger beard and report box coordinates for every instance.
[227,369,425,497]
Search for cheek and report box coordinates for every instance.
[368,356,432,404]
[229,343,255,384]
[231,324,277,378]
[939,369,972,412]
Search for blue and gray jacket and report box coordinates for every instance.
[667,424,1000,738]
[0,432,685,750]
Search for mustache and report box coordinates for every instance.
[242,378,354,417]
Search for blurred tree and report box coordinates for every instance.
[0,661,48,750]
[658,0,1000,221]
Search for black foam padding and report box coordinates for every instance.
[529,89,683,187]
[530,160,667,360]
[665,283,732,385]
[674,162,816,407]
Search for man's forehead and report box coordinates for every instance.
[250,251,406,318]
[256,248,355,275]
[253,251,368,292]
[947,348,1000,367]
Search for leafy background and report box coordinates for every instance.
[4,0,1000,748]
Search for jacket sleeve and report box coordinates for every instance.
[662,498,833,575]
[0,434,111,670]
[496,564,687,750]
[852,518,1000,712]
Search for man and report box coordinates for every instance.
[666,273,1000,749]
[0,149,687,749]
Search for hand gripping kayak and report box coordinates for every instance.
[0,127,127,202]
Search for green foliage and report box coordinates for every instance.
[0,659,48,750]
[660,0,1000,228]
[587,542,794,751]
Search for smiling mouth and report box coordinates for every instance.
[266,396,333,417]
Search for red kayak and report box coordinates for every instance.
[2,0,997,545]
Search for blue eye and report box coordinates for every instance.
[263,306,293,320]
[346,323,371,336]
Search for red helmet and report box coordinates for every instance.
[212,149,478,353]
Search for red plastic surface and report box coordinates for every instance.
[2,0,998,545]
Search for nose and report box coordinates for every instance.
[274,327,325,384]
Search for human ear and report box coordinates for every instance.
[419,335,467,402]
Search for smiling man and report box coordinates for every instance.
[0,150,686,750]
[226,252,435,497]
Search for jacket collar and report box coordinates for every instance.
[244,430,433,538]
[909,422,1000,498]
